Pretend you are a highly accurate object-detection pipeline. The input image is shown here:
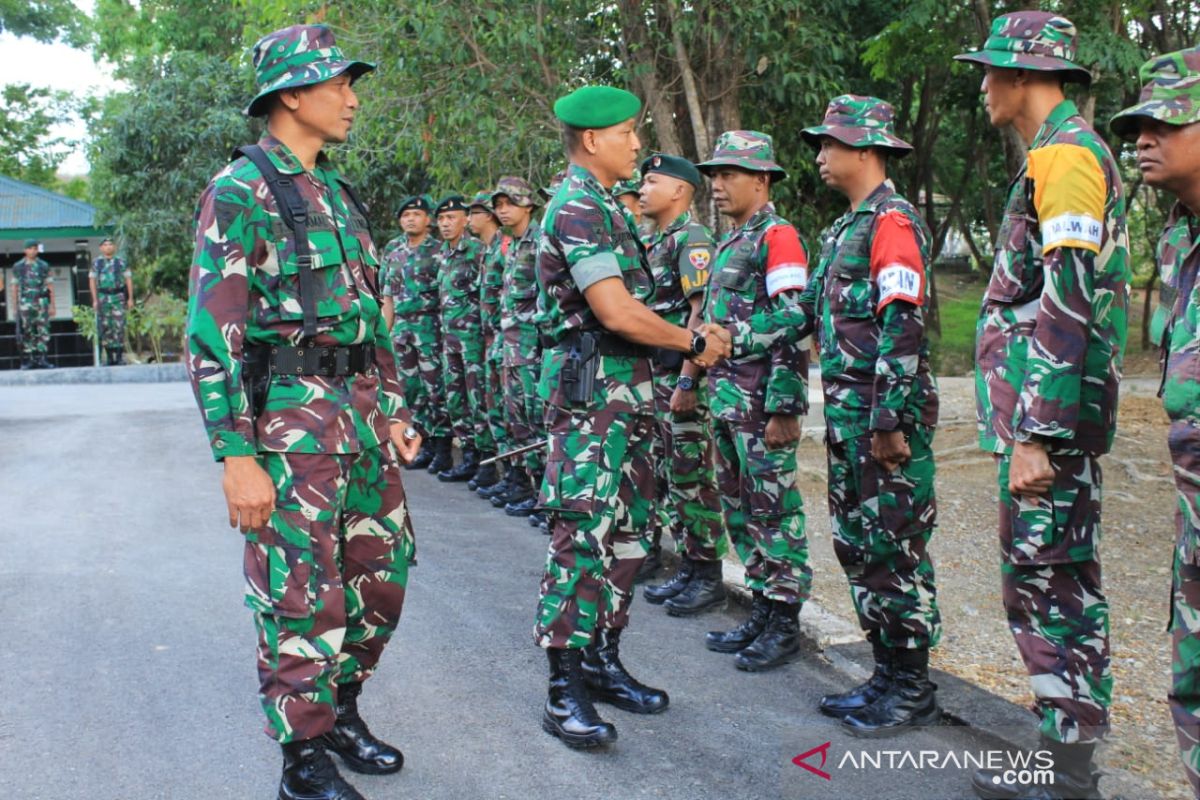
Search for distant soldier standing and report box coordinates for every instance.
[1111,44,1200,797]
[434,195,490,482]
[90,236,133,366]
[487,176,546,520]
[381,194,452,471]
[186,24,418,799]
[720,97,942,734]
[9,238,55,369]
[696,131,811,673]
[467,190,510,491]
[635,153,729,616]
[533,85,727,749]
[956,13,1129,797]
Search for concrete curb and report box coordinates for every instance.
[0,363,187,386]
[654,548,1159,799]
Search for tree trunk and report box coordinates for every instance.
[665,0,710,160]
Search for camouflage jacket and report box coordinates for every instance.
[975,99,1129,456]
[501,220,542,331]
[702,202,809,422]
[646,210,713,326]
[1156,205,1200,426]
[727,182,937,440]
[479,232,511,341]
[437,234,484,334]
[185,135,408,462]
[380,233,440,318]
[12,257,52,305]
[90,256,128,292]
[536,163,655,414]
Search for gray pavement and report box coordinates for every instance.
[0,382,1105,800]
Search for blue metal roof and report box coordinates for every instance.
[0,175,96,229]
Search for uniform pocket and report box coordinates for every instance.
[274,229,355,321]
[242,534,316,619]
[1001,455,1099,565]
[985,211,1041,304]
[537,412,604,518]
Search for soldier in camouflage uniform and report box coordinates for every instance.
[7,238,55,369]
[612,170,643,227]
[719,97,942,735]
[539,169,567,204]
[380,194,452,472]
[487,176,546,521]
[694,131,811,673]
[1111,45,1200,797]
[634,153,729,617]
[89,236,133,366]
[534,85,727,749]
[467,190,511,491]
[185,25,417,800]
[956,13,1129,798]
[434,195,490,482]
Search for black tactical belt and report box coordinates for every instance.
[244,344,375,377]
[547,329,651,358]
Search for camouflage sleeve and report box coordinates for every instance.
[373,308,411,426]
[1015,245,1095,441]
[870,210,927,431]
[185,176,260,461]
[557,195,621,290]
[89,258,99,278]
[726,232,817,360]
[762,225,810,416]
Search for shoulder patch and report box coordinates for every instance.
[1027,142,1106,254]
[762,223,808,297]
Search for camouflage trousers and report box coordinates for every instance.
[503,324,545,478]
[96,293,127,352]
[826,426,940,650]
[17,298,50,358]
[1167,421,1200,794]
[712,415,811,605]
[483,333,509,455]
[244,445,414,743]
[441,327,492,452]
[534,404,656,649]
[996,452,1111,744]
[651,367,727,563]
[393,313,449,437]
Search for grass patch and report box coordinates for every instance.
[929,274,984,376]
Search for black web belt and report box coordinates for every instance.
[541,329,651,358]
[243,344,375,377]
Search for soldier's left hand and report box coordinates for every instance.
[1010,440,1054,497]
[870,430,911,471]
[691,324,731,368]
[764,414,800,450]
[670,385,697,417]
[390,421,422,464]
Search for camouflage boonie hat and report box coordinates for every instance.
[539,169,568,202]
[245,24,376,117]
[612,169,642,197]
[1110,46,1200,141]
[468,190,500,221]
[492,176,540,208]
[697,130,787,181]
[954,11,1091,86]
[801,95,913,157]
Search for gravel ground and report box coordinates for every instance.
[781,376,1188,799]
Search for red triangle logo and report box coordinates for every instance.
[792,741,833,780]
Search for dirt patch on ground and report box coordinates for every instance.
[788,377,1186,798]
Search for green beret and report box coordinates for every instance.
[23,238,39,248]
[554,85,641,129]
[640,153,701,188]
[435,194,468,215]
[396,194,432,216]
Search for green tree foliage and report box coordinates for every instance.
[0,83,77,188]
[0,0,85,45]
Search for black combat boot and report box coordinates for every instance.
[320,681,404,775]
[278,738,365,800]
[542,647,618,749]
[581,628,669,714]
[439,447,478,482]
[407,437,435,470]
[477,464,512,499]
[498,469,533,509]
[841,647,940,737]
[467,453,498,491]
[426,437,453,474]
[819,632,895,718]
[112,347,124,365]
[643,557,694,605]
[529,511,546,528]
[972,737,1102,800]
[734,600,801,671]
[19,357,30,370]
[633,539,663,584]
[706,591,771,653]
[664,559,726,616]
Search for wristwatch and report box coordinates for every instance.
[688,331,707,358]
[677,375,696,392]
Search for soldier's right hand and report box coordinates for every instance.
[222,456,277,533]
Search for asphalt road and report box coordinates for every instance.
[0,382,1013,800]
